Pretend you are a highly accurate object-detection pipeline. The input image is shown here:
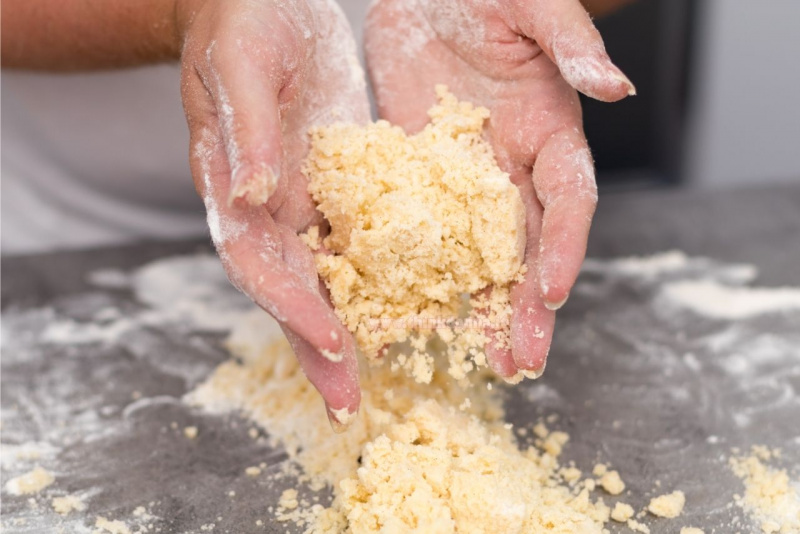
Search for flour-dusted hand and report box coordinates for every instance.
[177,0,370,431]
[366,0,634,380]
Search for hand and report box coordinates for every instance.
[178,0,370,430]
[366,0,634,381]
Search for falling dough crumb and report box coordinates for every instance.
[648,490,686,518]
[183,426,198,439]
[51,494,86,515]
[245,466,262,477]
[4,466,55,495]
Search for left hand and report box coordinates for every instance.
[366,0,635,380]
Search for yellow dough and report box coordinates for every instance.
[304,86,525,381]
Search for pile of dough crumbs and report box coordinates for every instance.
[729,446,800,534]
[302,86,526,384]
[189,310,697,534]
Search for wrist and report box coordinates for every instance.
[172,0,210,55]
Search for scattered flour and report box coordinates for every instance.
[189,310,624,534]
[662,280,800,319]
[595,250,691,277]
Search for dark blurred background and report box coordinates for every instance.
[582,0,800,190]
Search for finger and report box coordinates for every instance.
[510,178,556,373]
[475,287,519,381]
[188,121,349,358]
[512,0,636,101]
[533,128,597,309]
[204,39,286,208]
[281,326,361,433]
[511,265,556,375]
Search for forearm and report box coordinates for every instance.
[1,0,191,70]
[581,0,636,18]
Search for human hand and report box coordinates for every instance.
[366,0,634,381]
[178,0,370,431]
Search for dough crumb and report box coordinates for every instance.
[304,86,525,383]
[51,494,86,515]
[245,466,262,477]
[599,470,626,495]
[610,502,635,522]
[279,488,299,510]
[648,490,686,518]
[94,516,132,534]
[592,463,608,477]
[627,518,651,533]
[730,447,800,534]
[680,528,705,534]
[183,426,198,439]
[4,466,55,495]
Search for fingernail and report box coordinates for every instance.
[609,68,637,96]
[544,295,569,311]
[228,163,280,207]
[326,405,358,434]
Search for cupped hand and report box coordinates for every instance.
[366,0,635,381]
[177,0,370,430]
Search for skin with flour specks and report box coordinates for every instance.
[178,0,370,429]
[365,0,635,381]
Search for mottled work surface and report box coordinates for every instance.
[2,185,799,533]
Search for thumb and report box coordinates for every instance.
[513,0,636,102]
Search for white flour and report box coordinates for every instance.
[2,251,798,533]
[662,280,800,319]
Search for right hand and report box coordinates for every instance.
[177,0,370,431]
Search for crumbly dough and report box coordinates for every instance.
[4,466,54,495]
[610,502,634,522]
[52,494,86,515]
[245,466,262,477]
[304,86,525,381]
[190,312,626,534]
[730,447,800,534]
[599,470,625,495]
[648,490,685,518]
[680,528,705,534]
[94,517,132,534]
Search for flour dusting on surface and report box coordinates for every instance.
[662,279,800,319]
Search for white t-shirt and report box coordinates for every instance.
[1,0,368,255]
[2,65,206,254]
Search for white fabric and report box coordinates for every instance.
[1,0,369,256]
